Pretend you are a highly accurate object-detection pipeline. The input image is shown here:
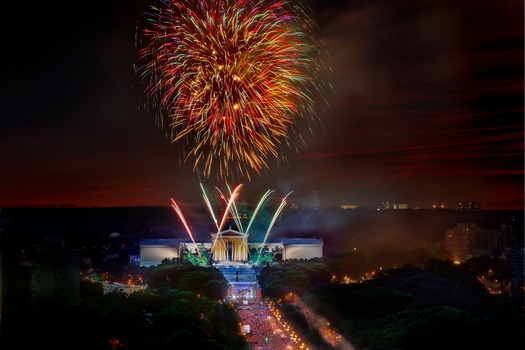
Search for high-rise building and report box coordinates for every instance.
[446,216,524,298]
[458,201,481,211]
[497,214,524,297]
[31,236,79,308]
[444,222,498,264]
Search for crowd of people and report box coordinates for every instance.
[236,301,304,350]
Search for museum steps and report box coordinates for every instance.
[215,263,257,283]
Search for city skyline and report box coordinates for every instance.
[1,0,523,210]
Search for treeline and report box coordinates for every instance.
[1,263,247,350]
[258,257,524,349]
[3,249,522,349]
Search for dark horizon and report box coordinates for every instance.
[2,206,521,252]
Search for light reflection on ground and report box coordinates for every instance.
[296,300,356,350]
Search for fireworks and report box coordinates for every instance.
[171,183,292,265]
[138,0,328,180]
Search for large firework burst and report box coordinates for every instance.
[138,0,328,180]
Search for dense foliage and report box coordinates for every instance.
[2,265,247,350]
[258,258,332,298]
[147,262,228,300]
[261,259,525,350]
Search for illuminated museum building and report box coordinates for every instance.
[139,231,323,267]
[139,229,323,300]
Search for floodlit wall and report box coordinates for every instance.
[283,245,323,260]
[140,246,179,267]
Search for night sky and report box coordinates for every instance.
[1,0,523,210]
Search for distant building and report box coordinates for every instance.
[444,223,498,264]
[497,214,524,297]
[31,236,79,308]
[380,202,409,210]
[458,201,481,211]
[340,204,358,210]
[501,246,525,297]
[445,217,524,297]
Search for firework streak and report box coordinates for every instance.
[138,0,327,179]
[170,198,204,262]
[256,191,292,264]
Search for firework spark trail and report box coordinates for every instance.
[205,184,276,261]
[211,183,243,252]
[211,188,229,253]
[138,0,327,180]
[173,184,291,264]
[246,189,274,235]
[241,189,274,248]
[170,198,204,262]
[223,183,246,234]
[256,191,293,265]
[200,182,219,230]
[215,186,243,235]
